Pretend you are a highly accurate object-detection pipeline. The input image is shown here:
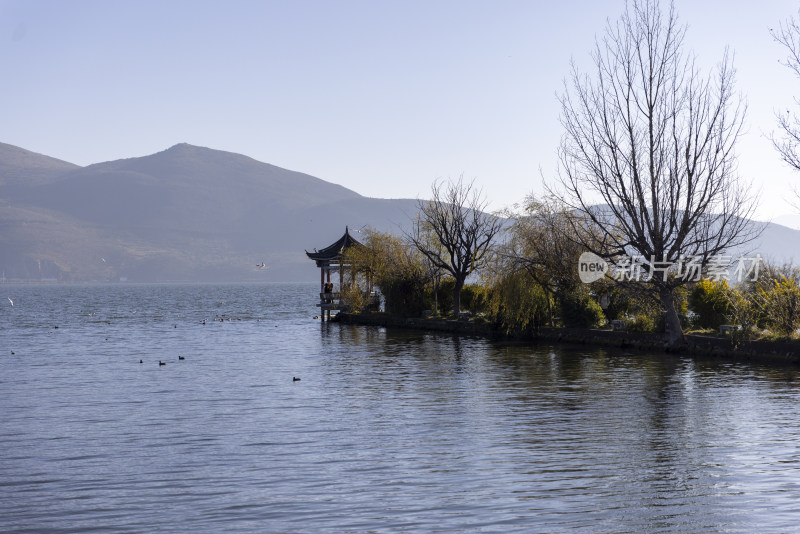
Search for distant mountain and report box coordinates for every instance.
[1,141,799,283]
[743,220,800,265]
[0,142,80,188]
[9,143,365,238]
[0,142,417,282]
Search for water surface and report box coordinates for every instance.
[2,283,800,533]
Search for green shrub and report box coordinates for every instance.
[339,283,368,313]
[759,274,800,335]
[627,313,660,332]
[381,276,427,316]
[593,280,688,332]
[431,278,455,316]
[688,279,731,329]
[558,287,605,328]
[460,284,488,314]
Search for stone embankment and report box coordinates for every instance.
[335,312,800,365]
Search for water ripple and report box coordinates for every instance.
[3,283,800,533]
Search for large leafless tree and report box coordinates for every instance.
[555,0,760,349]
[771,10,800,173]
[409,177,502,316]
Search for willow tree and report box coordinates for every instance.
[409,177,502,316]
[499,195,595,326]
[555,0,760,349]
[342,228,429,315]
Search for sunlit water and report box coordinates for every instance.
[2,283,800,533]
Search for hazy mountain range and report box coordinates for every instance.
[0,142,418,282]
[1,141,799,283]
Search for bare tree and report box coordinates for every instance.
[409,177,502,316]
[554,0,760,349]
[771,11,800,173]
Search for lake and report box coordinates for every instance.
[2,283,800,533]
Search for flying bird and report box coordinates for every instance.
[7,297,13,306]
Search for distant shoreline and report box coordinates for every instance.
[336,312,800,366]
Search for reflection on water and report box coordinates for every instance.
[2,283,800,533]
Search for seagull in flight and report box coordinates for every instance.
[7,297,13,306]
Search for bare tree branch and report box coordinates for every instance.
[408,177,503,315]
[771,10,800,175]
[552,0,761,349]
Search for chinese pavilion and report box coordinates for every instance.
[305,226,371,320]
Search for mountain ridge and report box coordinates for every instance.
[1,141,799,283]
[0,142,81,188]
[0,142,415,282]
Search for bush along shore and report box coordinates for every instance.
[334,312,800,366]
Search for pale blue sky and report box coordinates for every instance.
[2,0,799,222]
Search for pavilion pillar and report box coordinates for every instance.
[326,268,332,321]
[320,266,326,321]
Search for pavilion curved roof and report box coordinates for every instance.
[305,226,365,265]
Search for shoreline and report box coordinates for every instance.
[335,312,800,366]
